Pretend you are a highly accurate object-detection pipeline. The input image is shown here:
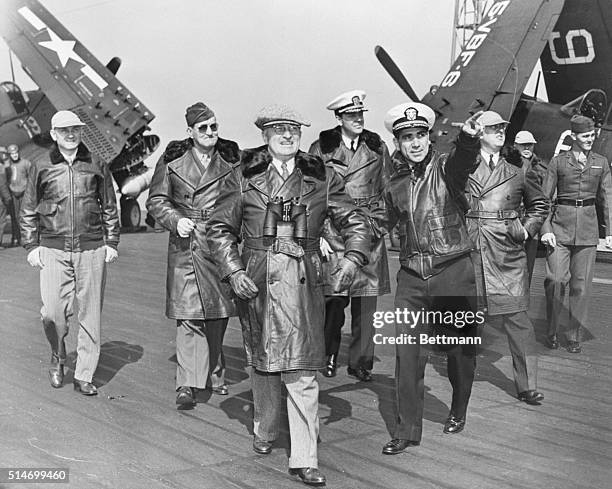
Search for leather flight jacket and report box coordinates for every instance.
[21,144,119,252]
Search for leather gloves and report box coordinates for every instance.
[229,270,259,300]
[331,257,359,294]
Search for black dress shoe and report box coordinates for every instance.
[289,467,326,486]
[73,379,98,396]
[518,390,544,405]
[347,366,372,382]
[252,436,272,455]
[443,414,465,434]
[545,335,559,349]
[176,386,195,406]
[48,364,64,388]
[382,438,419,455]
[322,355,337,378]
[212,384,229,395]
[566,341,582,353]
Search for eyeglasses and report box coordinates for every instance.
[485,124,507,133]
[193,123,218,134]
[268,124,301,135]
[54,126,83,135]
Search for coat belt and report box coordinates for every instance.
[244,236,320,252]
[556,198,595,207]
[466,209,518,219]
[179,209,213,220]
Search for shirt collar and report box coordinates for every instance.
[481,149,500,166]
[341,133,358,150]
[271,157,295,175]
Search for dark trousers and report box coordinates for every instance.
[544,243,596,342]
[525,237,539,284]
[393,255,478,441]
[10,194,22,244]
[324,295,377,370]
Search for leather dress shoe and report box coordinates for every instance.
[566,341,582,353]
[73,379,98,396]
[176,386,195,406]
[382,438,419,455]
[443,414,465,434]
[212,384,229,395]
[48,364,64,388]
[322,354,337,378]
[289,467,326,486]
[347,366,372,382]
[252,436,272,455]
[518,390,544,405]
[545,335,559,349]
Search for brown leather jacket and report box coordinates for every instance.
[383,132,481,279]
[21,144,119,251]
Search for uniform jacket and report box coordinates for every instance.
[383,132,480,279]
[146,138,239,320]
[309,126,391,296]
[21,144,119,252]
[467,153,549,315]
[7,158,32,197]
[0,167,10,207]
[541,150,612,246]
[206,146,371,372]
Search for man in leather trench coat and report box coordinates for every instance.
[380,103,484,456]
[466,111,549,406]
[309,89,391,382]
[147,102,238,407]
[207,104,371,486]
[21,110,119,396]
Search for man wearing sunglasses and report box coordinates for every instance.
[21,110,119,396]
[147,102,239,407]
[466,111,549,406]
[207,104,370,486]
[309,89,391,382]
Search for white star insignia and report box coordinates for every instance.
[39,29,85,68]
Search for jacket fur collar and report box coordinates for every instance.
[391,146,435,180]
[50,143,92,164]
[162,137,240,164]
[241,145,326,181]
[318,126,383,155]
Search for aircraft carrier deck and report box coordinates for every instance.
[0,231,609,489]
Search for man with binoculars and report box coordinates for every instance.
[207,104,371,486]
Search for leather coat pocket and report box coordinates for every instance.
[34,201,59,216]
[428,213,469,255]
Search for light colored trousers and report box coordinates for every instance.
[40,246,107,383]
[251,368,319,469]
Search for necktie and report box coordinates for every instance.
[281,161,289,180]
[488,154,495,172]
[350,140,356,152]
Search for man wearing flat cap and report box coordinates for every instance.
[513,130,548,282]
[466,111,549,406]
[380,103,483,455]
[207,104,371,486]
[309,89,391,382]
[7,143,32,247]
[21,110,119,396]
[147,102,239,407]
[540,115,612,353]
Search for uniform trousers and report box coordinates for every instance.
[393,255,478,441]
[0,199,7,246]
[175,318,228,390]
[324,295,377,370]
[524,237,539,284]
[251,368,319,469]
[487,311,538,393]
[10,194,23,244]
[39,246,107,382]
[544,243,596,342]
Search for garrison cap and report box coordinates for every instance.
[51,110,85,128]
[326,89,368,114]
[254,104,311,129]
[570,114,595,134]
[514,130,537,144]
[477,111,508,127]
[185,102,215,127]
[384,102,435,134]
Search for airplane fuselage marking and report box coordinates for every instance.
[549,29,595,65]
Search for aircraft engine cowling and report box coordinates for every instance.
[120,166,154,198]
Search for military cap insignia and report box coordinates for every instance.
[352,96,363,107]
[405,107,418,120]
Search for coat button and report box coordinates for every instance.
[300,277,306,284]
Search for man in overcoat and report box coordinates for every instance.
[466,111,549,405]
[309,89,391,381]
[540,115,612,353]
[380,103,483,456]
[147,102,239,407]
[207,104,370,486]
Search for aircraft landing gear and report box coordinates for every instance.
[120,196,145,232]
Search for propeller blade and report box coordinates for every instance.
[106,57,122,75]
[374,45,419,101]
